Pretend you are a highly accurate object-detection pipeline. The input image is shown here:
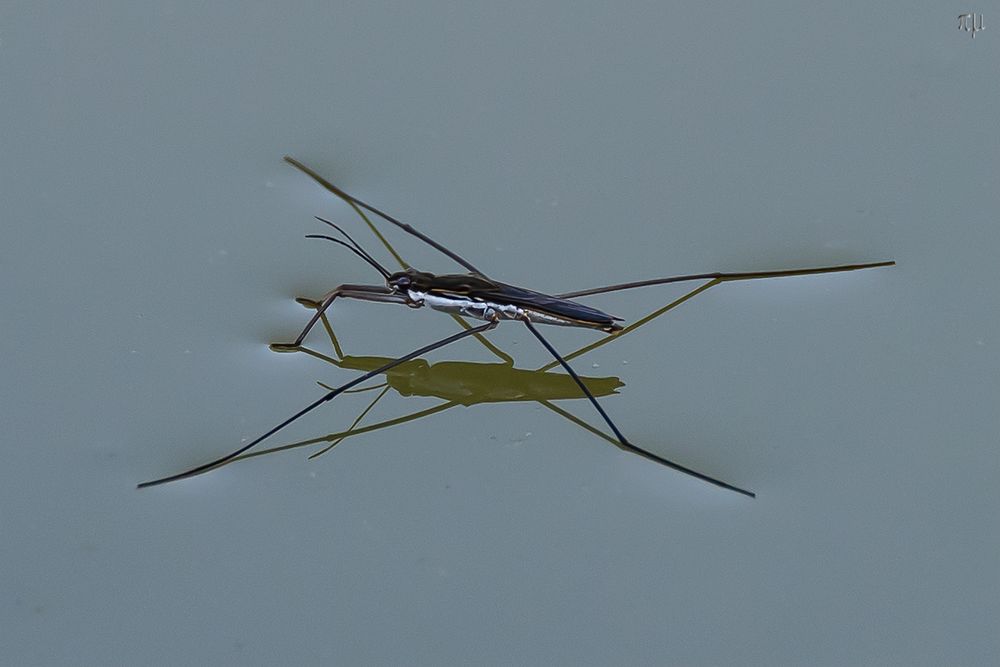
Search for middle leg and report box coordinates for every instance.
[521,318,755,498]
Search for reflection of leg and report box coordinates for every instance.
[287,346,344,369]
[317,304,345,359]
[522,318,754,498]
[546,260,895,366]
[537,280,720,372]
[283,155,484,275]
[139,319,499,488]
[235,400,461,463]
[270,288,342,352]
[294,296,346,359]
[309,385,391,459]
[538,400,618,447]
[448,315,515,364]
[336,381,390,394]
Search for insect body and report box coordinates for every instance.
[394,270,623,332]
[138,156,894,496]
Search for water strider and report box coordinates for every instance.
[138,156,894,495]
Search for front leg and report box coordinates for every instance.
[270,284,407,352]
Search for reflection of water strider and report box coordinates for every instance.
[137,156,894,495]
[267,314,628,461]
[338,357,623,405]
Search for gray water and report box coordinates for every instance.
[2,2,997,665]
